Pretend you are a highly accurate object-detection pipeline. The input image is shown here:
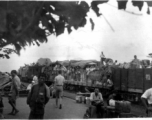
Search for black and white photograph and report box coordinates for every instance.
[0,0,152,119]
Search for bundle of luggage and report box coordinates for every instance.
[109,100,131,113]
[107,100,135,118]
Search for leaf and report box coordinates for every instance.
[79,18,86,27]
[41,16,49,27]
[47,23,54,33]
[147,7,150,14]
[0,54,4,57]
[132,1,144,11]
[90,18,95,30]
[117,0,128,10]
[5,54,10,59]
[14,43,22,55]
[55,21,65,36]
[91,1,108,17]
[67,26,72,34]
[34,27,47,43]
[36,41,40,46]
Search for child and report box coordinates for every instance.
[0,92,4,118]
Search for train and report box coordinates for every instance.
[17,60,152,103]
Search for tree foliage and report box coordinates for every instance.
[0,0,152,59]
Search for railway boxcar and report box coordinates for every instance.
[112,68,152,102]
[144,68,152,90]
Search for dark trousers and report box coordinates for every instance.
[92,102,104,118]
[29,110,44,119]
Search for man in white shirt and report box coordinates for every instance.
[90,88,104,118]
[90,88,103,102]
[141,88,152,113]
[54,70,65,109]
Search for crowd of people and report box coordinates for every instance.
[1,52,152,118]
[0,69,66,119]
[1,66,152,118]
[17,52,152,91]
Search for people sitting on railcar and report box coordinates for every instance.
[102,75,113,88]
[113,60,118,66]
[106,75,113,88]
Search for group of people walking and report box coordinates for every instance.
[0,69,65,119]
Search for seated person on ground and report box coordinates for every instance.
[90,88,104,117]
[141,88,152,113]
[107,91,123,107]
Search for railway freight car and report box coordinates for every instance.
[19,65,54,86]
[112,68,152,103]
[64,67,152,103]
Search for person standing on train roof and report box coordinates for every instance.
[113,60,118,66]
[54,70,65,109]
[132,55,140,68]
[100,51,106,66]
[141,88,152,113]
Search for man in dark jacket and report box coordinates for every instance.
[27,73,50,119]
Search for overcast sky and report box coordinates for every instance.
[1,0,152,72]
